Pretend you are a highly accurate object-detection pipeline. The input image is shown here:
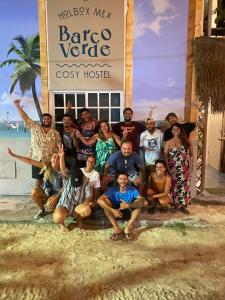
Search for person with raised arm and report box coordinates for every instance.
[13,99,61,218]
[8,148,63,216]
[76,120,121,175]
[53,144,93,232]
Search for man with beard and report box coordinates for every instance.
[112,107,145,154]
[57,113,79,169]
[97,173,144,241]
[163,112,195,142]
[101,140,145,192]
[140,117,164,180]
[14,99,61,218]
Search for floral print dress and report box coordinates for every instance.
[167,146,191,206]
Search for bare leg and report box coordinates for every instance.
[53,207,69,232]
[74,203,92,228]
[98,198,121,234]
[124,208,141,239]
[31,186,45,210]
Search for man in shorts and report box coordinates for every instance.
[97,173,144,241]
[14,99,61,218]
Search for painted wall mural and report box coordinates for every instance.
[132,0,189,122]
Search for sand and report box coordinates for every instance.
[1,204,225,300]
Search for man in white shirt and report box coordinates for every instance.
[140,118,163,180]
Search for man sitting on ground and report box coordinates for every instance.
[97,173,144,241]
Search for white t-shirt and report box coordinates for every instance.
[139,129,163,165]
[80,168,101,189]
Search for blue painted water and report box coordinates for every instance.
[0,122,30,139]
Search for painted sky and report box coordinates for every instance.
[133,0,189,121]
[0,0,40,121]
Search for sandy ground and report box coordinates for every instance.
[1,201,225,300]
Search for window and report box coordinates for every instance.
[52,91,123,126]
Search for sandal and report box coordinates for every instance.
[124,232,134,241]
[180,206,190,214]
[110,232,124,241]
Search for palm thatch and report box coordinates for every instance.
[194,36,225,113]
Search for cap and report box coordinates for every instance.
[70,168,83,188]
[146,117,155,123]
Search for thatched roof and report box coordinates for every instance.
[194,36,225,113]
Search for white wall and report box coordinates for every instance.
[207,110,223,170]
[0,139,34,195]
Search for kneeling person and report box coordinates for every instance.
[53,144,93,232]
[97,173,144,241]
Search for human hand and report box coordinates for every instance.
[134,177,141,186]
[14,99,21,106]
[8,148,14,157]
[58,143,65,157]
[70,129,76,138]
[75,129,82,138]
[119,200,129,210]
[47,195,59,209]
[122,127,128,137]
[112,209,123,218]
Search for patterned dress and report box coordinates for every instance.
[167,146,191,206]
[95,138,117,174]
[57,176,91,216]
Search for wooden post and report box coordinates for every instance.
[38,0,49,113]
[125,0,133,108]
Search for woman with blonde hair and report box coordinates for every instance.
[8,149,63,218]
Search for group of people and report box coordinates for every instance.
[8,99,195,240]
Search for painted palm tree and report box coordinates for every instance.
[0,34,42,120]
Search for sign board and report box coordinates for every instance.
[45,0,125,91]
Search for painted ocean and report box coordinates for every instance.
[0,121,30,139]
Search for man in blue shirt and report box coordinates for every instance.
[101,140,145,191]
[97,173,144,241]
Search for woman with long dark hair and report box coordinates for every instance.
[164,123,193,213]
[145,159,171,213]
[76,120,121,174]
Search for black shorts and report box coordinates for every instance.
[113,205,132,221]
[32,166,44,180]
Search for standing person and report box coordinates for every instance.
[80,155,101,203]
[164,112,195,142]
[77,108,98,167]
[140,117,163,180]
[112,107,145,154]
[13,99,61,211]
[76,120,121,174]
[8,149,63,218]
[101,140,145,191]
[97,173,144,241]
[57,113,79,168]
[164,123,193,213]
[53,144,93,232]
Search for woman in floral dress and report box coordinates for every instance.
[164,123,193,213]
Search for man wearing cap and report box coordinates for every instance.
[140,117,164,180]
[163,112,196,141]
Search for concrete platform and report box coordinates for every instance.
[1,194,225,228]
